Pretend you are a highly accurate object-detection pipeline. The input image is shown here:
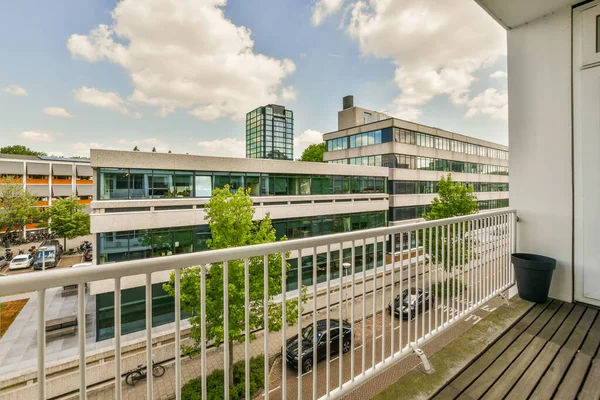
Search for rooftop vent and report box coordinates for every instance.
[343,95,354,110]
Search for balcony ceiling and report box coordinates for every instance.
[474,0,581,29]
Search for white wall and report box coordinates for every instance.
[507,6,573,302]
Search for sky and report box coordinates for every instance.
[0,0,508,159]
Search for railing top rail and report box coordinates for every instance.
[0,207,516,295]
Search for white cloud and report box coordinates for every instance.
[465,88,508,120]
[20,130,55,142]
[67,0,295,121]
[344,0,506,121]
[72,142,105,157]
[197,138,245,158]
[43,107,76,118]
[294,129,323,157]
[73,86,140,118]
[281,86,297,101]
[3,85,27,96]
[312,0,346,26]
[490,70,508,79]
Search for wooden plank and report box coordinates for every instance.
[579,358,600,400]
[553,353,593,399]
[505,342,561,400]
[480,303,573,400]
[464,300,563,399]
[529,308,598,400]
[579,312,600,357]
[537,302,574,341]
[549,304,587,346]
[432,385,464,400]
[448,301,551,391]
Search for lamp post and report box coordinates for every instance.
[342,262,351,321]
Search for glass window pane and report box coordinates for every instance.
[194,175,212,197]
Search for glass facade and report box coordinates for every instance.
[246,105,293,160]
[99,168,387,200]
[326,128,392,151]
[96,283,192,341]
[394,128,509,160]
[388,199,510,221]
[333,154,509,176]
[98,211,387,264]
[389,180,509,195]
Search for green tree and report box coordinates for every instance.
[0,145,46,156]
[0,178,40,242]
[133,146,140,151]
[151,147,156,153]
[422,174,478,294]
[41,196,90,249]
[298,142,326,162]
[164,186,302,389]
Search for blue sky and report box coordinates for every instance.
[0,0,507,158]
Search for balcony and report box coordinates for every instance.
[0,209,518,399]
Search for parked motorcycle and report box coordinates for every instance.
[4,249,14,262]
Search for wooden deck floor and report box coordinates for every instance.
[433,299,600,400]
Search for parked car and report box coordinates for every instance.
[0,255,7,269]
[33,246,59,270]
[285,319,352,373]
[387,287,430,320]
[9,254,33,270]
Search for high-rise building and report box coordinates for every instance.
[246,104,294,160]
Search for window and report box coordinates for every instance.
[364,112,372,124]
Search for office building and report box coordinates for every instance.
[323,96,509,224]
[90,149,388,340]
[0,154,93,235]
[246,104,294,160]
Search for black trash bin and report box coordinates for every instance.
[511,253,556,303]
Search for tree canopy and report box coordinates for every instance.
[0,178,40,240]
[133,146,140,151]
[422,174,479,271]
[0,145,46,156]
[298,142,326,162]
[164,186,301,388]
[40,196,90,248]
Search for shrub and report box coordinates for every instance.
[182,355,265,400]
[430,278,467,299]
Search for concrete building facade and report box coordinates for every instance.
[323,98,510,225]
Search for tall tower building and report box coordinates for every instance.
[246,104,294,160]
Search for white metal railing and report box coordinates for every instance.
[0,208,516,400]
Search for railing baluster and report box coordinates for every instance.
[407,231,411,346]
[422,228,426,337]
[390,234,395,356]
[245,258,250,400]
[146,273,153,400]
[339,244,343,388]
[327,245,332,391]
[441,225,445,329]
[175,269,181,400]
[312,247,318,399]
[399,233,404,351]
[461,221,466,316]
[428,227,432,336]
[114,278,121,399]
[78,283,86,400]
[280,254,287,399]
[361,242,366,376]
[37,289,45,400]
[297,249,303,400]
[435,226,439,333]
[223,261,229,400]
[350,241,356,382]
[381,235,387,362]
[453,223,457,321]
[201,264,207,400]
[372,237,377,370]
[263,254,270,399]
[415,229,419,342]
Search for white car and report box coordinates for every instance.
[71,262,93,269]
[9,254,34,270]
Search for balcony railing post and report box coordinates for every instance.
[114,278,121,399]
[175,268,181,400]
[223,261,230,400]
[145,273,153,400]
[78,283,87,400]
[37,289,45,400]
[263,254,270,399]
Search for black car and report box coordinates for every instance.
[285,319,352,372]
[387,288,430,320]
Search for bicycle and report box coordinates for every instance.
[125,362,166,386]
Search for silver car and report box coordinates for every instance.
[0,255,7,269]
[9,254,34,270]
